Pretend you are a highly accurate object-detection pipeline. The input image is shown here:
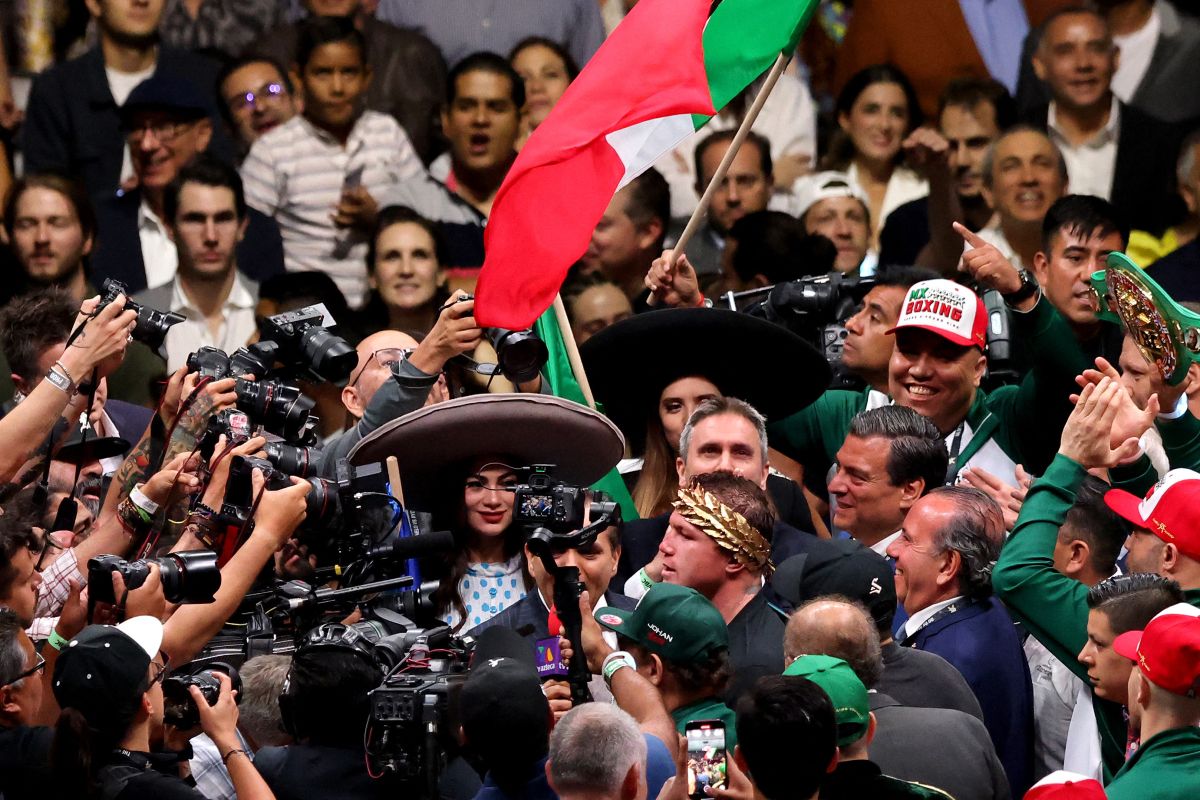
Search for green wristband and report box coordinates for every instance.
[47,630,70,652]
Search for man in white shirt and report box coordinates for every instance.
[1030,7,1181,233]
[135,156,259,372]
[827,406,947,554]
[977,126,1068,269]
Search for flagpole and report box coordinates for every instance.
[552,293,597,409]
[670,50,792,267]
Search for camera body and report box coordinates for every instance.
[98,279,186,351]
[513,465,616,535]
[88,551,221,605]
[187,347,316,443]
[163,662,242,729]
[258,304,357,383]
[449,294,548,383]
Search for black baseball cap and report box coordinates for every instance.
[52,415,131,464]
[460,627,549,761]
[774,540,896,631]
[52,617,163,736]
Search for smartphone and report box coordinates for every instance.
[342,164,365,192]
[685,719,727,799]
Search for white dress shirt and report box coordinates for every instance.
[902,594,966,641]
[159,272,259,371]
[871,531,901,557]
[138,201,179,290]
[1112,3,1162,103]
[1047,98,1121,201]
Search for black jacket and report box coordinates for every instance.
[90,189,285,294]
[1147,237,1200,303]
[21,46,233,198]
[1024,101,1182,235]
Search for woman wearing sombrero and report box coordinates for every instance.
[349,394,626,631]
[580,308,831,578]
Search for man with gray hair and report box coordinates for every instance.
[887,486,1034,795]
[784,598,1011,800]
[619,395,840,594]
[548,704,648,800]
[827,405,947,552]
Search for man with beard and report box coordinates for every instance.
[1,174,96,304]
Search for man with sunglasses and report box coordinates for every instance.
[316,291,481,478]
[89,73,285,296]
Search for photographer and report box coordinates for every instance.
[255,624,396,799]
[50,616,276,800]
[0,291,136,484]
[316,290,483,478]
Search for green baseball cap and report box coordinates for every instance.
[783,655,870,746]
[595,583,729,665]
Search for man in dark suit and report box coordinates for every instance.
[1017,0,1200,126]
[785,596,1012,800]
[247,0,447,165]
[89,75,284,295]
[888,486,1034,797]
[1022,7,1181,234]
[20,0,232,199]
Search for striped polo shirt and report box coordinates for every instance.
[240,110,422,307]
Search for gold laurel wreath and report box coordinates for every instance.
[673,482,774,575]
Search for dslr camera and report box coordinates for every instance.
[449,294,548,384]
[514,464,619,535]
[163,662,242,729]
[97,278,185,352]
[88,551,221,605]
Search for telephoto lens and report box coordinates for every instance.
[163,662,242,729]
[263,441,317,477]
[234,378,314,441]
[88,551,221,604]
[485,328,548,383]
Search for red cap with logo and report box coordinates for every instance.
[1104,469,1200,561]
[887,279,988,350]
[1113,602,1200,697]
[1023,771,1107,799]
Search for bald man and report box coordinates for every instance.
[318,294,481,476]
[785,599,1010,800]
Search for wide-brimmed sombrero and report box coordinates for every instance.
[579,308,830,452]
[348,393,625,510]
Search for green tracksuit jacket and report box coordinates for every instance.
[1106,727,1200,800]
[991,454,1200,779]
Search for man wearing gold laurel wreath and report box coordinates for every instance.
[656,471,789,700]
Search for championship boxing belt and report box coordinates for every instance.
[1090,251,1200,386]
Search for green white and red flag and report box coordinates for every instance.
[474,0,819,330]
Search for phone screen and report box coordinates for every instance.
[686,720,727,799]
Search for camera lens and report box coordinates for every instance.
[162,663,240,729]
[235,379,314,441]
[131,306,186,351]
[157,551,221,604]
[299,327,357,383]
[264,442,314,477]
[486,328,548,384]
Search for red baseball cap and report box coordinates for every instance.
[1113,603,1200,697]
[1104,469,1200,561]
[887,279,988,350]
[1023,771,1106,799]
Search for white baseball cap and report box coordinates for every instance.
[887,279,988,350]
[794,171,870,220]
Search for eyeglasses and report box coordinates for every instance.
[2,651,46,687]
[228,82,287,113]
[124,119,196,144]
[348,348,413,389]
[150,653,171,686]
[35,530,75,573]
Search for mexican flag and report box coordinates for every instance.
[474,0,820,330]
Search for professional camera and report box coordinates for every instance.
[449,294,548,383]
[262,440,319,478]
[88,551,221,605]
[187,348,316,443]
[259,304,357,383]
[163,662,242,729]
[513,464,619,535]
[98,278,185,351]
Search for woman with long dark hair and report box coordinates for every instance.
[821,64,927,245]
[509,36,579,151]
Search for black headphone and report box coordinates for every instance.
[278,623,382,739]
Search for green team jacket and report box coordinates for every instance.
[771,294,1077,494]
[1106,727,1200,800]
[991,454,1200,779]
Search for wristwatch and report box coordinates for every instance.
[1002,269,1040,305]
